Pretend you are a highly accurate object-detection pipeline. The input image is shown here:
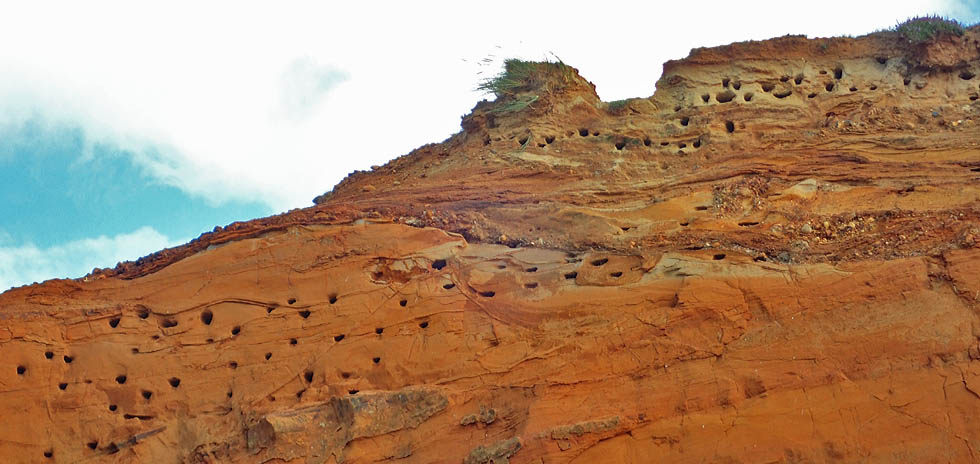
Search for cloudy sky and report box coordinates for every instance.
[1,1,978,291]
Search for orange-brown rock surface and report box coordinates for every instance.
[3,25,980,463]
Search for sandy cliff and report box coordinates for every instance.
[2,22,980,463]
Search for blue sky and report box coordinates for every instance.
[0,1,977,291]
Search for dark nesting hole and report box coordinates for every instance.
[545,135,555,144]
[399,299,407,307]
[693,139,702,148]
[579,128,589,137]
[58,383,67,390]
[673,105,682,112]
[524,282,539,289]
[680,117,690,126]
[87,441,98,450]
[591,258,608,266]
[959,70,975,81]
[295,389,306,399]
[876,56,888,64]
[808,93,817,99]
[265,352,272,360]
[722,77,730,88]
[794,75,804,85]
[107,443,120,454]
[716,90,736,103]
[419,321,430,329]
[109,317,120,328]
[304,370,313,383]
[825,82,834,91]
[869,85,877,91]
[564,271,578,279]
[431,259,447,270]
[372,357,381,364]
[738,221,759,226]
[63,355,73,364]
[206,338,214,343]
[643,138,652,147]
[761,83,775,92]
[971,167,980,172]
[152,335,160,340]
[115,375,127,384]
[299,310,311,319]
[200,310,214,325]
[341,372,351,379]
[231,326,241,336]
[732,81,741,90]
[161,319,178,328]
[44,450,53,459]
[108,404,117,411]
[537,143,546,148]
[443,283,455,289]
[680,222,690,227]
[496,264,506,270]
[525,266,538,272]
[849,86,857,92]
[287,298,296,305]
[701,93,710,103]
[610,271,623,278]
[141,390,152,400]
[266,306,275,314]
[168,377,180,387]
[678,142,687,149]
[660,141,669,146]
[375,327,384,335]
[819,70,827,75]
[290,338,298,345]
[713,253,726,260]
[780,75,789,82]
[334,334,345,342]
[970,95,978,101]
[517,136,528,146]
[131,348,139,354]
[44,351,54,359]
[349,389,359,395]
[615,141,626,150]
[478,291,495,298]
[725,121,735,133]
[743,92,753,102]
[903,77,911,86]
[833,67,843,79]
[137,309,149,319]
[773,89,791,99]
[695,205,709,211]
[227,391,233,398]
[16,365,26,375]
[328,294,338,304]
[229,361,238,369]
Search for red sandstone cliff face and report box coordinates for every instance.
[2,25,980,463]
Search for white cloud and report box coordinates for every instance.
[0,1,971,212]
[0,226,181,291]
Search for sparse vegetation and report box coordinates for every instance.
[608,99,632,112]
[477,58,576,113]
[894,16,965,44]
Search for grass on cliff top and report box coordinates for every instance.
[893,16,965,44]
[477,59,576,98]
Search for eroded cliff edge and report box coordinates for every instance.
[2,23,980,463]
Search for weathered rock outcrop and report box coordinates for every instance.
[2,24,980,463]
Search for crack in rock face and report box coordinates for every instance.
[247,387,448,463]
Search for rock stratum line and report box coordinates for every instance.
[2,25,980,463]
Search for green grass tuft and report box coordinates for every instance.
[894,16,965,44]
[477,59,577,100]
[608,99,632,112]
